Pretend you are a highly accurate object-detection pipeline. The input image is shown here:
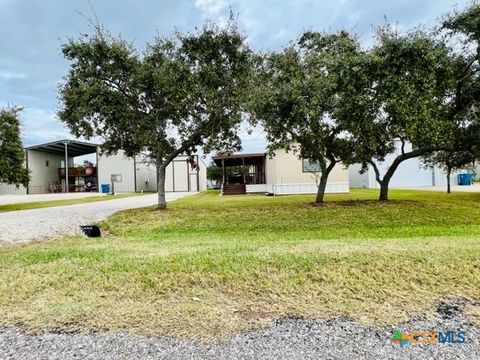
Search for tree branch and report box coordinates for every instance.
[367,160,382,184]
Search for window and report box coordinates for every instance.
[302,159,321,173]
[45,160,49,167]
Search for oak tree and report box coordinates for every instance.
[249,31,358,203]
[338,27,456,200]
[59,20,251,209]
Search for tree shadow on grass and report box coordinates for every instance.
[307,199,420,208]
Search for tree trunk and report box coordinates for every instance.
[157,163,167,210]
[446,166,452,194]
[315,159,336,204]
[316,174,329,204]
[379,181,389,201]
[369,147,436,202]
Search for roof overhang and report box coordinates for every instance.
[25,139,98,157]
[212,152,266,167]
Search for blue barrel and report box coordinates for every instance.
[458,173,473,186]
[101,184,110,193]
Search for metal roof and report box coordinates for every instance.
[25,139,98,157]
[212,152,266,167]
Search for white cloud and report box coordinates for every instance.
[27,129,69,142]
[194,0,228,15]
[0,70,26,79]
[274,28,289,39]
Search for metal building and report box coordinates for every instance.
[0,139,206,195]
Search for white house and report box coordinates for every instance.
[212,148,349,195]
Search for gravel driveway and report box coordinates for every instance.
[0,192,100,205]
[0,192,192,245]
[1,302,478,360]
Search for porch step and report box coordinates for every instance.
[223,183,246,195]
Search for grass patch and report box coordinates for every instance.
[0,192,150,212]
[0,189,479,340]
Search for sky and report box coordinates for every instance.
[0,0,471,157]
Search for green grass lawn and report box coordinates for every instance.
[0,189,479,340]
[0,192,150,212]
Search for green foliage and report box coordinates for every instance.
[424,150,474,174]
[336,26,461,200]
[442,3,480,151]
[342,28,455,163]
[443,3,480,42]
[59,18,252,208]
[0,107,29,187]
[206,161,236,183]
[422,121,480,191]
[248,31,359,202]
[206,162,221,182]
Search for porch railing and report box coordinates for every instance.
[245,172,265,184]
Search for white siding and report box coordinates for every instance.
[376,144,435,187]
[0,183,27,195]
[134,155,156,192]
[171,158,189,191]
[97,150,135,193]
[258,148,349,195]
[268,182,349,195]
[164,155,207,192]
[246,184,268,193]
[27,150,73,194]
[349,163,371,188]
[197,157,207,191]
[98,151,206,193]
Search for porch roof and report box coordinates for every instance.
[212,152,266,167]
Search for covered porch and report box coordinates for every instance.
[212,153,266,195]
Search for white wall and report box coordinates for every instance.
[164,154,207,192]
[376,144,435,187]
[0,183,26,195]
[97,150,136,193]
[98,151,206,193]
[348,163,370,188]
[134,155,157,192]
[348,142,461,188]
[252,148,349,195]
[197,156,207,191]
[27,149,73,194]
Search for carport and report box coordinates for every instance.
[25,140,98,194]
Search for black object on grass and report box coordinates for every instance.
[80,225,101,237]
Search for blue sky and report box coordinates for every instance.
[0,0,469,154]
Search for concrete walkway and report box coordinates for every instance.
[0,192,193,246]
